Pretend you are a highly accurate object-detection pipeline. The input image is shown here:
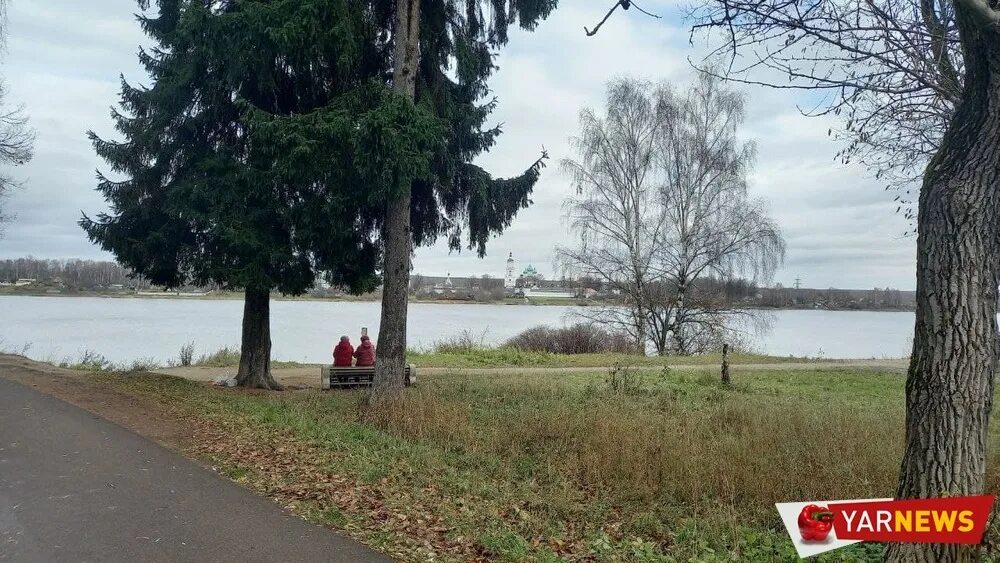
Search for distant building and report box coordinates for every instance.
[0,278,38,287]
[522,287,577,299]
[431,273,455,294]
[504,253,516,289]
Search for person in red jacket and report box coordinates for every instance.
[332,336,354,367]
[354,335,376,367]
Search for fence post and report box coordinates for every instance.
[721,343,731,385]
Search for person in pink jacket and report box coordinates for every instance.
[353,335,376,367]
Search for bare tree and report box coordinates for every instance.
[588,0,961,220]
[0,0,33,237]
[694,0,960,213]
[0,85,33,228]
[558,78,664,352]
[649,73,783,354]
[558,75,784,356]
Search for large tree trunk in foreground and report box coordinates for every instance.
[236,288,280,390]
[370,0,421,407]
[887,6,1000,561]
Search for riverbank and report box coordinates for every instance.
[4,354,954,561]
[153,351,909,389]
[0,287,593,306]
[156,359,910,389]
[0,287,917,311]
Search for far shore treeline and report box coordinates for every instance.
[0,256,915,311]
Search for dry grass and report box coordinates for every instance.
[378,370,905,516]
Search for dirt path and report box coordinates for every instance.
[154,358,909,389]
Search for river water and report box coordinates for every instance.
[0,296,914,364]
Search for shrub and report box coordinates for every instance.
[58,351,159,373]
[179,341,195,367]
[432,329,489,353]
[605,362,644,395]
[194,346,241,367]
[71,349,111,371]
[505,323,636,354]
[124,357,160,373]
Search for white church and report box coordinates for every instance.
[503,252,577,299]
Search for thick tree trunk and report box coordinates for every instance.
[886,8,1000,561]
[370,0,421,407]
[235,288,280,390]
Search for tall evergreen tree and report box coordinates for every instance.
[82,1,382,388]
[85,0,554,394]
[369,0,557,404]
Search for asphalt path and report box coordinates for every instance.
[0,376,392,562]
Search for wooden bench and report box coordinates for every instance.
[321,364,416,389]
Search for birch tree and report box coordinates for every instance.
[559,75,784,355]
[558,78,665,352]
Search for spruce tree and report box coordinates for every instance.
[84,0,556,394]
[82,1,382,388]
[369,0,557,403]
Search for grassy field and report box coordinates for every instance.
[73,364,993,562]
[405,348,840,368]
[176,344,841,370]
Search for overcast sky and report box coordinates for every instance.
[0,1,916,290]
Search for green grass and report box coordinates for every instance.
[406,347,842,368]
[184,346,306,369]
[160,344,844,370]
[78,365,987,562]
[191,346,242,367]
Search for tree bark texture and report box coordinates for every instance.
[236,288,280,390]
[371,0,421,406]
[721,343,730,385]
[887,5,1000,561]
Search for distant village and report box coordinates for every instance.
[407,253,601,301]
[0,255,915,310]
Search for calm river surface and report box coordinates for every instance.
[0,296,914,364]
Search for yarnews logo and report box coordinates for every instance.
[775,495,995,559]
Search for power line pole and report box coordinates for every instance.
[794,277,802,290]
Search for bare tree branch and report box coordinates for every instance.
[0,2,29,237]
[585,1,661,37]
[689,0,963,225]
[558,75,784,355]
